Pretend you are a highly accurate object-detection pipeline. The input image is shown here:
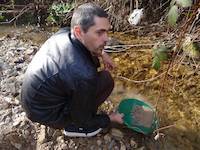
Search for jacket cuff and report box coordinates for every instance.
[98,114,111,128]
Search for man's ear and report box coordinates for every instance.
[73,26,82,38]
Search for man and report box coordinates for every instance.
[21,3,123,137]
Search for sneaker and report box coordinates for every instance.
[64,124,102,137]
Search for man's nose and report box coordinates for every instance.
[103,33,109,42]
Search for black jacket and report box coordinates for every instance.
[21,28,110,128]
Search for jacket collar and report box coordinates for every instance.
[70,33,91,56]
[70,33,100,68]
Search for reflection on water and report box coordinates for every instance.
[108,31,199,150]
[110,80,200,150]
[0,25,16,37]
[0,25,56,44]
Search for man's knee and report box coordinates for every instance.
[99,70,114,89]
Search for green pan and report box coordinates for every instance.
[117,98,159,135]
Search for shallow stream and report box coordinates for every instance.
[0,25,199,150]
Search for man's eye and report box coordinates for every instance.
[96,31,104,36]
[97,32,102,36]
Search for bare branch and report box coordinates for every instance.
[0,5,32,24]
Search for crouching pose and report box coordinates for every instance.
[21,3,123,137]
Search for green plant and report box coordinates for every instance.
[0,5,7,22]
[152,44,169,70]
[0,13,4,21]
[46,2,74,26]
[167,0,192,26]
[182,36,200,58]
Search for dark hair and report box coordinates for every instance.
[71,3,108,32]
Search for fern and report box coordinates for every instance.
[167,0,192,26]
[47,2,74,26]
[168,5,179,26]
[0,13,4,21]
[152,45,169,70]
[176,0,192,8]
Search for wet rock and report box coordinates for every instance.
[16,47,26,52]
[104,134,112,143]
[13,57,25,64]
[90,145,96,150]
[4,115,12,125]
[130,138,138,148]
[37,125,47,144]
[136,146,146,150]
[114,145,120,150]
[59,143,69,150]
[23,130,31,137]
[52,129,62,138]
[68,139,76,149]
[111,128,124,139]
[5,68,18,77]
[0,58,4,71]
[6,133,22,149]
[120,141,126,150]
[12,112,26,127]
[2,126,34,150]
[108,140,116,150]
[0,36,6,41]
[12,105,23,115]
[38,141,54,150]
[9,82,19,96]
[24,46,38,56]
[0,32,39,149]
[0,96,12,109]
[0,108,12,125]
[97,139,102,146]
[0,101,10,110]
[57,136,65,143]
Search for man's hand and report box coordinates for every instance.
[109,112,124,124]
[101,51,116,71]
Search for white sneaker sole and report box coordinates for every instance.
[64,128,102,137]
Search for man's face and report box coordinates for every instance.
[79,16,110,55]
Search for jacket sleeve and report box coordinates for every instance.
[69,77,111,128]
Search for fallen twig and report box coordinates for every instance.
[116,72,166,83]
[104,43,155,53]
[189,8,200,33]
[0,4,27,7]
[0,4,47,9]
[0,10,33,13]
[106,43,155,48]
[104,41,175,53]
[153,124,175,133]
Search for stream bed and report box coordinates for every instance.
[0,25,199,150]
